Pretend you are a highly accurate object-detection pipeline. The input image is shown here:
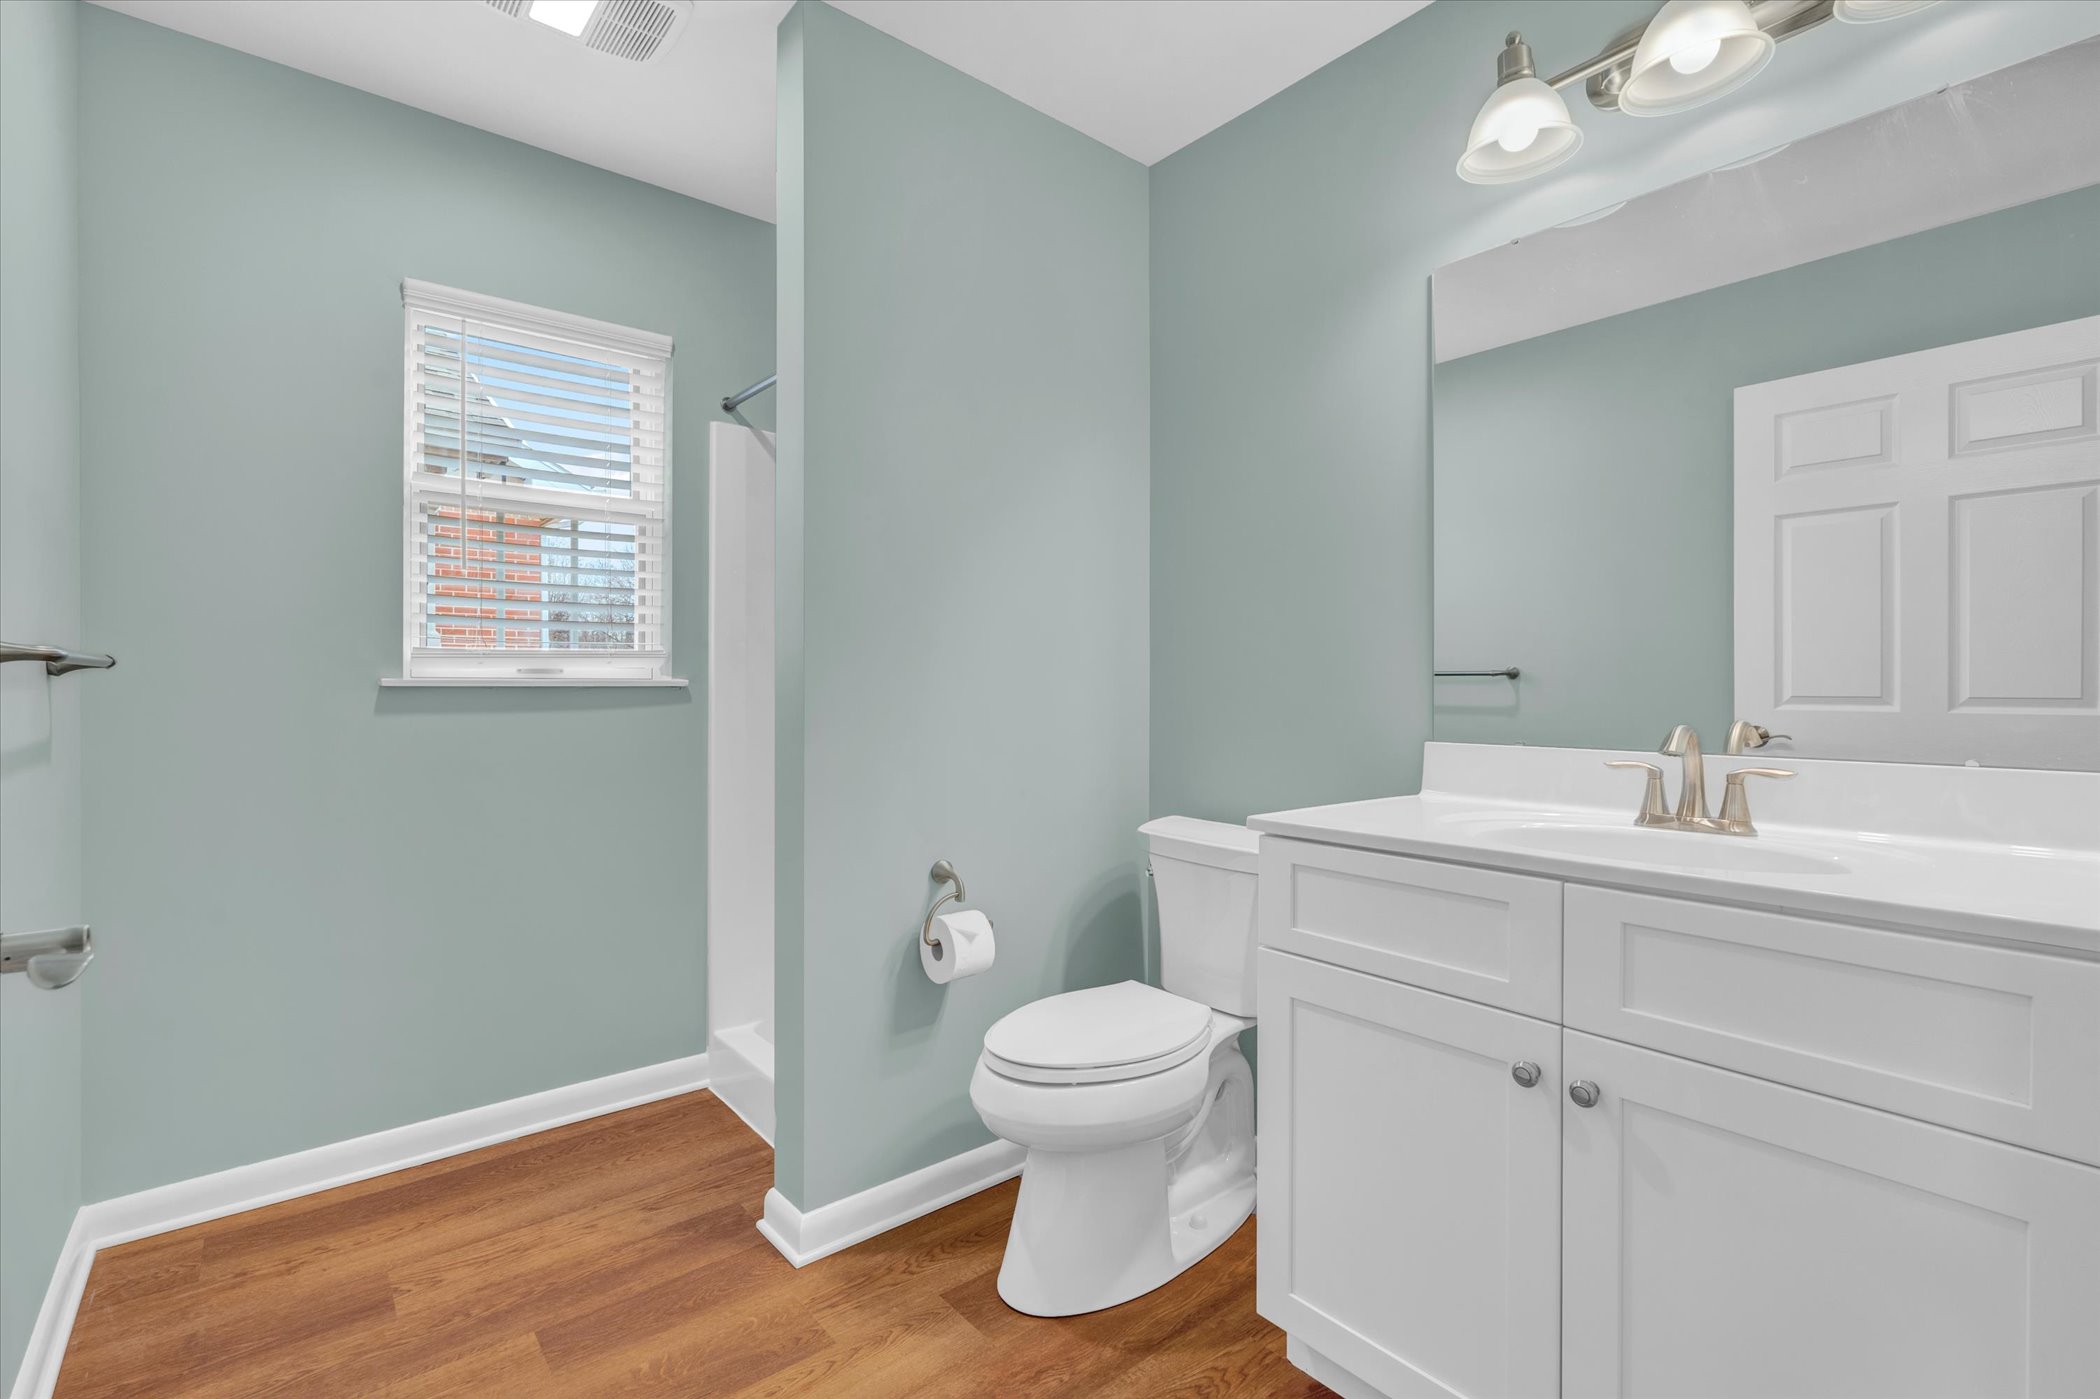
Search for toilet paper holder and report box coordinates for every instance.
[922,859,987,955]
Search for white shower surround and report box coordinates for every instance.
[707,422,778,1144]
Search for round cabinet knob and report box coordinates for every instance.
[1510,1061,1541,1088]
[1568,1080,1601,1109]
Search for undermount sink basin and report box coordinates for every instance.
[1460,819,1850,876]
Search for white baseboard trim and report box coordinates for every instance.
[758,1136,1025,1269]
[6,1053,710,1399]
[81,1053,711,1249]
[708,1025,775,1148]
[8,1211,92,1399]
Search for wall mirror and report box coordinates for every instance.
[1431,38,2100,770]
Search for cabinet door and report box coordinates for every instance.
[1562,1030,2100,1399]
[1258,949,1561,1399]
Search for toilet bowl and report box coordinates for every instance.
[970,817,1261,1317]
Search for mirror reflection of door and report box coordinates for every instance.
[1430,38,2100,771]
[1734,317,2100,770]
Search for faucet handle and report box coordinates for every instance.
[1605,760,1674,827]
[1716,767,1794,835]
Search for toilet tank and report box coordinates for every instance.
[1140,816,1261,1017]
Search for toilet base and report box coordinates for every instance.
[995,1038,1256,1318]
[1168,1172,1256,1279]
[995,1143,1256,1318]
[997,1140,1177,1317]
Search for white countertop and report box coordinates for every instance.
[1248,744,2100,956]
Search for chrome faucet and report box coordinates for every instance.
[1604,723,1795,836]
[1659,724,1712,828]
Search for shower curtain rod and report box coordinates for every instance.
[721,373,777,414]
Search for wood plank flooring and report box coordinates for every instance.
[57,1090,1331,1397]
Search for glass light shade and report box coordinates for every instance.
[1619,0,1775,116]
[1833,0,1940,20]
[1457,77,1583,185]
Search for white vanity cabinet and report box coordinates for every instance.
[1257,948,1562,1399]
[1255,834,2100,1399]
[1561,1031,2100,1399]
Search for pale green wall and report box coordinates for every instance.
[1,5,85,1383]
[74,8,774,1200]
[773,5,810,1202]
[1149,0,2100,824]
[1434,187,2100,752]
[775,2,1150,1210]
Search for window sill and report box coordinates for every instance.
[380,676,690,689]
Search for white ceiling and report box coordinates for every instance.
[91,0,792,221]
[830,1,1432,166]
[87,0,1433,223]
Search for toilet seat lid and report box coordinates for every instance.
[983,982,1212,1080]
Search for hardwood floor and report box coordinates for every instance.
[56,1090,1330,1397]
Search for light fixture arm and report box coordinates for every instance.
[1542,0,1836,110]
[1496,31,1538,86]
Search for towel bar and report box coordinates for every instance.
[1,641,116,676]
[0,925,94,990]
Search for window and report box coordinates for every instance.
[397,280,676,685]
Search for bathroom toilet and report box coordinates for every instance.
[970,816,1260,1317]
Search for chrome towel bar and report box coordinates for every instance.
[721,373,777,414]
[1,925,94,990]
[1,641,116,676]
[1436,666,1520,679]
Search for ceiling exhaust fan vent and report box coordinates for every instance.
[483,0,692,64]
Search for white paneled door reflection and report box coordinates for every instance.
[1735,315,2100,769]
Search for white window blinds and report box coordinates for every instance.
[400,281,674,683]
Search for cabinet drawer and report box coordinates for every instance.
[1565,885,2100,1165]
[1259,838,1562,1019]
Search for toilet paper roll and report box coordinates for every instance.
[922,908,995,984]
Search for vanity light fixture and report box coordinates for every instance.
[1457,33,1584,185]
[1619,0,1774,115]
[1457,0,1938,184]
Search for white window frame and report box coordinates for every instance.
[389,280,681,687]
